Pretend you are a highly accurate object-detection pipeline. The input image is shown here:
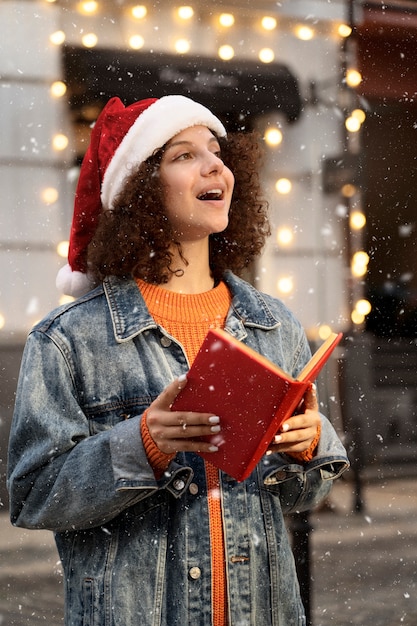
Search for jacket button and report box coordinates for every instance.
[173,479,185,491]
[189,482,199,495]
[189,567,201,580]
[160,336,172,347]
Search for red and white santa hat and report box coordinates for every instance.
[56,95,227,298]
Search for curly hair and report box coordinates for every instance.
[87,130,270,285]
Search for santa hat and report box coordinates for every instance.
[56,95,227,298]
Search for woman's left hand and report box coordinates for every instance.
[267,383,321,455]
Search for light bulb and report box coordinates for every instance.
[178,6,194,20]
[175,38,191,54]
[50,81,67,98]
[57,241,69,258]
[219,13,235,28]
[350,211,366,230]
[295,25,314,40]
[264,127,283,147]
[52,134,69,151]
[346,68,362,87]
[277,276,294,295]
[261,16,277,31]
[50,30,66,45]
[131,5,147,19]
[275,178,292,194]
[259,48,274,64]
[218,45,234,60]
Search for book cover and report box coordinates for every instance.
[171,328,342,481]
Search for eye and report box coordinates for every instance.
[174,151,192,161]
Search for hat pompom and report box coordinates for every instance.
[56,264,96,299]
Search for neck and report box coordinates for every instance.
[161,239,213,294]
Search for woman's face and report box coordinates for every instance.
[158,125,235,242]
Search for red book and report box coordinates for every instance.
[171,328,343,482]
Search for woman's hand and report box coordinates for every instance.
[145,375,221,455]
[267,383,321,456]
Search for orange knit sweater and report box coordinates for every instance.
[138,279,231,626]
[136,278,320,626]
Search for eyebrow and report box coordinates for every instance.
[165,134,219,151]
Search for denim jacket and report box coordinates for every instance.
[8,271,348,626]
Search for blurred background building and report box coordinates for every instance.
[1,0,417,507]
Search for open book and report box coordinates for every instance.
[171,328,343,482]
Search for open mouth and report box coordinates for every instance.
[197,188,224,201]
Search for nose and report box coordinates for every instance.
[201,150,224,176]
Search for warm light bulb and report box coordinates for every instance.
[131,5,147,19]
[346,68,362,87]
[341,184,356,198]
[177,6,194,20]
[50,81,67,98]
[129,35,145,49]
[277,276,294,295]
[318,325,333,340]
[57,241,69,258]
[0,313,5,330]
[219,13,235,27]
[218,45,234,60]
[78,1,98,15]
[338,23,352,38]
[82,33,98,48]
[264,127,283,147]
[351,251,369,277]
[52,134,69,151]
[355,299,372,316]
[345,115,361,132]
[41,187,59,205]
[175,38,191,54]
[352,108,366,124]
[295,25,314,40]
[50,30,66,45]
[259,48,274,63]
[275,178,292,194]
[350,211,366,230]
[261,16,277,31]
[351,309,364,325]
[276,227,293,246]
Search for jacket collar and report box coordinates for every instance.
[104,271,281,343]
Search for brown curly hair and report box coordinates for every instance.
[87,130,270,285]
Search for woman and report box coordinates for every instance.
[8,95,348,626]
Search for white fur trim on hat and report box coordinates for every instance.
[56,264,96,299]
[101,95,227,211]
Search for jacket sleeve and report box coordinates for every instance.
[260,412,349,513]
[7,330,192,532]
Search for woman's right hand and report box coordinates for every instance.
[145,375,221,455]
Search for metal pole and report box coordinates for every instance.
[290,511,314,626]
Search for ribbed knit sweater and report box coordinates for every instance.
[138,278,231,626]
[136,278,320,626]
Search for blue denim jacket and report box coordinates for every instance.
[8,271,348,626]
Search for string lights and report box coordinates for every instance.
[34,0,363,337]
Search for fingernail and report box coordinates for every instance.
[281,423,289,432]
[274,434,282,443]
[178,373,187,382]
[210,425,221,433]
[209,445,219,452]
[209,415,220,424]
